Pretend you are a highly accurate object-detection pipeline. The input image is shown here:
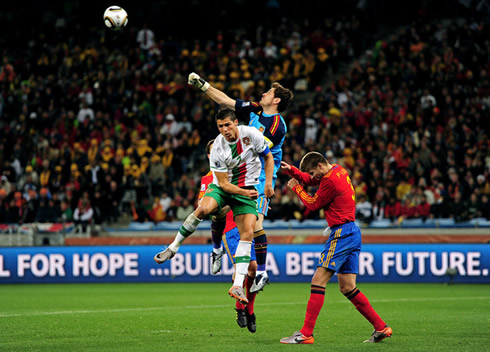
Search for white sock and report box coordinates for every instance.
[169,212,202,252]
[169,233,186,252]
[213,247,223,254]
[233,241,252,287]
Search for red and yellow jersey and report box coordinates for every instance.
[199,171,237,233]
[198,171,214,201]
[286,164,356,227]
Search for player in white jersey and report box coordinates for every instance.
[188,71,294,292]
[154,108,274,303]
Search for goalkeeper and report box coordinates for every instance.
[188,72,294,292]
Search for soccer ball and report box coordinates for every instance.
[103,6,128,31]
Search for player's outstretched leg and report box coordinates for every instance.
[154,212,202,264]
[343,286,392,343]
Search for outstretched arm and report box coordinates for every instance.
[280,161,320,186]
[188,72,236,109]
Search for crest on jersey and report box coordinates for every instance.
[243,137,251,145]
[215,161,221,168]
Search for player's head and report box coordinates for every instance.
[260,82,294,113]
[300,151,329,181]
[215,108,237,122]
[215,108,239,142]
[205,139,214,159]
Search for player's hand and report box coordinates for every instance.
[246,189,259,199]
[280,161,291,172]
[264,183,274,198]
[287,178,299,189]
[188,72,210,92]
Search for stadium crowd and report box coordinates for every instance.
[0,8,489,228]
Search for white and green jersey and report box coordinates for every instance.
[210,125,267,187]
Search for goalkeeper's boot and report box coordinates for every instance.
[245,311,256,333]
[280,331,314,344]
[250,272,270,293]
[154,247,176,264]
[228,286,249,304]
[211,249,224,274]
[235,308,247,328]
[363,325,393,343]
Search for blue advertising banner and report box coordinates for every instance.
[0,244,488,284]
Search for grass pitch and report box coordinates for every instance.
[0,282,489,352]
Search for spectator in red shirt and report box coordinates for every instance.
[415,194,431,220]
[400,198,416,219]
[385,197,401,222]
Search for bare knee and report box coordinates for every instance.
[339,283,356,295]
[311,267,333,287]
[195,205,212,219]
[240,231,253,242]
[337,273,357,295]
[254,214,264,231]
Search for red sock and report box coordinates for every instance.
[236,301,246,310]
[345,288,385,331]
[245,275,257,315]
[300,285,325,337]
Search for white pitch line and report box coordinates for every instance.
[0,296,487,318]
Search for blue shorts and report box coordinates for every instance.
[222,227,256,265]
[318,222,361,274]
[255,172,278,217]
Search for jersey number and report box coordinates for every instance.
[346,176,355,201]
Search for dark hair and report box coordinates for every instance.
[215,108,237,122]
[299,151,327,172]
[272,82,294,112]
[205,139,214,155]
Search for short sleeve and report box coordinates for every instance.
[249,127,267,154]
[209,143,227,173]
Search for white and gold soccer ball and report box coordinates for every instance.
[103,6,128,31]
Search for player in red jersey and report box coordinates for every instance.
[279,151,392,345]
[199,139,259,333]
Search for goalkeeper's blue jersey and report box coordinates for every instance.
[235,99,287,179]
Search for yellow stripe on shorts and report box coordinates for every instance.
[323,229,342,268]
